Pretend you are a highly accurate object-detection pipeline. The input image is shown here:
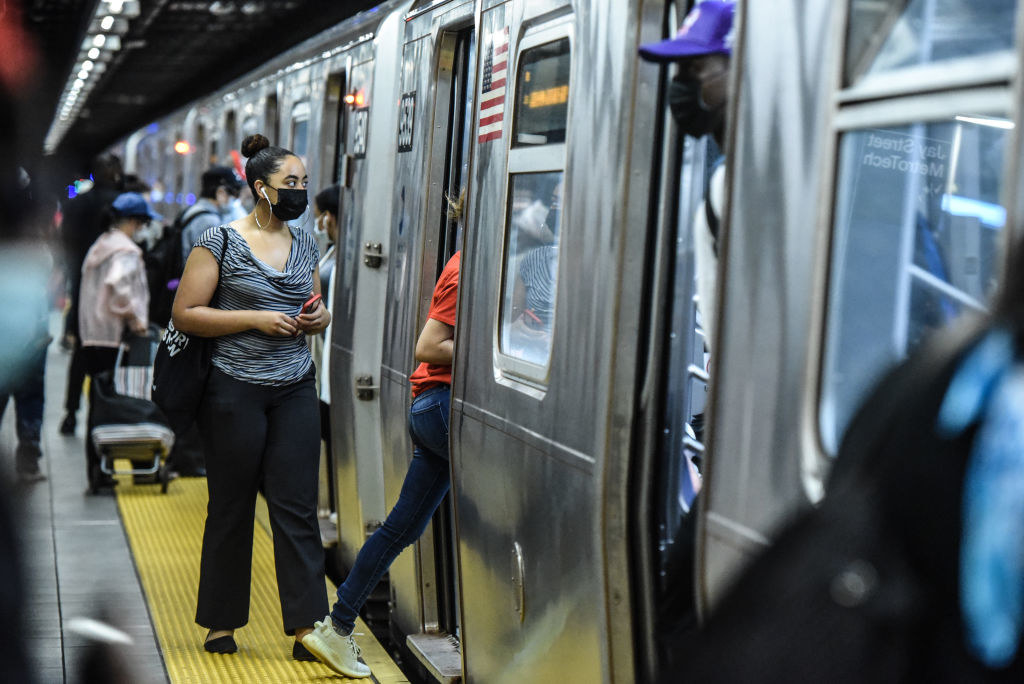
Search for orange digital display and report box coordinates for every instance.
[524,85,569,109]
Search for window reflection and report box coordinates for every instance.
[820,117,1009,453]
[847,0,1018,84]
[500,172,563,366]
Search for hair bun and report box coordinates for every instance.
[241,134,270,158]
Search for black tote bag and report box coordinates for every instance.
[152,226,228,433]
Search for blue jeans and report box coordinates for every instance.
[0,346,46,449]
[330,384,451,633]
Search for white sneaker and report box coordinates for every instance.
[301,616,372,678]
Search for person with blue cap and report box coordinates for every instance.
[77,191,161,490]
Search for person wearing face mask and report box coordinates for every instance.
[78,192,158,490]
[172,133,331,662]
[640,0,734,350]
[179,166,245,267]
[312,184,340,298]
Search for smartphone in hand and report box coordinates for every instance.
[302,293,323,314]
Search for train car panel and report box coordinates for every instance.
[697,0,841,609]
[701,0,1023,612]
[450,0,662,679]
[330,40,392,569]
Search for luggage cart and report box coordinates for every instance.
[88,328,176,494]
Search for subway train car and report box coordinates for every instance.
[115,0,1023,681]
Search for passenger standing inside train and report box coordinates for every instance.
[302,246,461,679]
[59,153,124,436]
[78,192,158,489]
[640,0,734,349]
[172,134,330,660]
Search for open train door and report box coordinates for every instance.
[378,2,476,679]
[448,1,665,680]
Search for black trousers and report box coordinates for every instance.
[195,367,327,635]
[64,336,88,414]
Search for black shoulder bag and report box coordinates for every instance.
[152,226,228,433]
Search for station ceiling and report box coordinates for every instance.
[19,0,380,167]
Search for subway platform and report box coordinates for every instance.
[1,318,405,683]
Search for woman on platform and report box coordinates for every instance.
[172,133,330,661]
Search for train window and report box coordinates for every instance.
[241,114,259,139]
[512,38,570,147]
[499,172,563,367]
[225,110,238,153]
[819,116,1010,453]
[846,0,1018,85]
[496,25,572,383]
[291,101,311,167]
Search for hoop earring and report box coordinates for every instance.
[254,196,271,230]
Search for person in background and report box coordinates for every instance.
[0,167,54,484]
[313,184,340,299]
[120,176,161,251]
[59,153,124,436]
[303,243,461,679]
[172,133,330,661]
[180,166,245,266]
[78,192,158,490]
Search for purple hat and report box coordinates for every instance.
[639,1,736,63]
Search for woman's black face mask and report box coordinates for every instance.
[668,74,722,139]
[263,186,308,221]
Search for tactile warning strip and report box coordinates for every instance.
[116,476,409,683]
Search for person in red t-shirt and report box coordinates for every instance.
[302,252,460,678]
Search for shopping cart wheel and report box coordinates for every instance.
[158,465,170,494]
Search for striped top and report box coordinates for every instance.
[194,225,320,386]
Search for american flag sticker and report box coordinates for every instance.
[478,26,509,143]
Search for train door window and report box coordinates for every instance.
[321,73,345,185]
[193,123,207,196]
[291,101,311,168]
[265,93,279,142]
[846,0,1018,86]
[438,31,475,266]
[497,31,571,379]
[819,115,1010,454]
[241,113,259,139]
[225,110,238,156]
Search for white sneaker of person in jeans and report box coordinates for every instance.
[301,616,371,678]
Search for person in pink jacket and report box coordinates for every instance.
[78,191,159,490]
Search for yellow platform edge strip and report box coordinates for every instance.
[115,473,409,683]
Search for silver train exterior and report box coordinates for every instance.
[119,0,672,680]
[114,0,1023,680]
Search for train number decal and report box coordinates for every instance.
[397,92,416,153]
[352,107,369,158]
